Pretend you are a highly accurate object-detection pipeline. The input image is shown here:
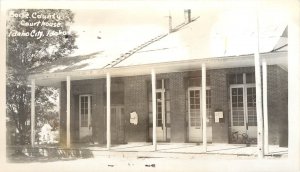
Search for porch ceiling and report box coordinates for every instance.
[29,51,287,87]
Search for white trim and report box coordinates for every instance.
[156,89,166,141]
[188,86,211,90]
[156,88,165,92]
[187,86,211,142]
[229,85,245,128]
[230,84,257,135]
[79,95,92,139]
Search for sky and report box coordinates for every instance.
[69,8,199,56]
[69,7,287,58]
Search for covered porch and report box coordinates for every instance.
[28,51,287,158]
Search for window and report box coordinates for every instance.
[188,89,212,127]
[229,72,255,85]
[79,95,91,127]
[231,88,245,126]
[189,90,201,127]
[229,73,243,84]
[247,87,257,126]
[148,79,170,126]
[247,87,256,107]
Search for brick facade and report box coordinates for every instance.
[124,75,149,142]
[210,69,229,143]
[59,65,288,146]
[168,72,187,142]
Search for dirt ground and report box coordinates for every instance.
[5,150,290,172]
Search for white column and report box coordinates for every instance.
[31,79,35,147]
[262,60,269,154]
[254,14,264,158]
[151,69,157,151]
[106,73,111,150]
[66,76,71,148]
[288,4,300,168]
[202,63,207,152]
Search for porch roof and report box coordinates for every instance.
[29,51,287,87]
[29,9,288,88]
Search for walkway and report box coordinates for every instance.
[83,143,288,159]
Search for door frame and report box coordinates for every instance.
[79,94,92,140]
[107,105,125,144]
[187,86,211,142]
[229,83,256,137]
[156,88,166,141]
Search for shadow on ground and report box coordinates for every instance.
[7,146,94,163]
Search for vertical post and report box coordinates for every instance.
[31,79,35,147]
[288,4,300,168]
[66,76,71,148]
[202,63,207,152]
[262,60,269,154]
[151,69,157,151]
[106,72,111,150]
[254,13,264,158]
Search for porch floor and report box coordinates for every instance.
[75,143,288,159]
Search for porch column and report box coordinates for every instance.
[30,79,35,147]
[106,72,111,150]
[151,69,157,151]
[66,76,71,148]
[254,15,264,158]
[202,63,207,152]
[288,4,300,168]
[262,60,269,154]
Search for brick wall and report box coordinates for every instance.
[168,72,186,142]
[267,66,280,144]
[124,75,149,142]
[210,69,229,143]
[278,67,288,147]
[267,65,289,145]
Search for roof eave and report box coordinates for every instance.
[28,51,287,87]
